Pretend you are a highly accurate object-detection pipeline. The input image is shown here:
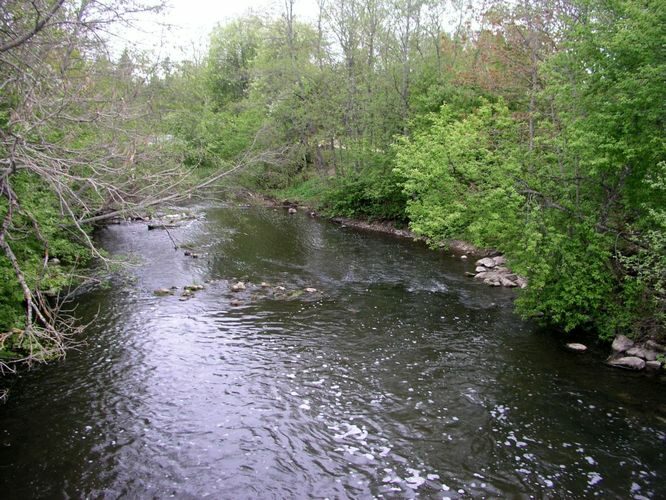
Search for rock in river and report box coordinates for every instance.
[231,281,247,292]
[184,284,205,292]
[566,343,588,353]
[607,356,645,371]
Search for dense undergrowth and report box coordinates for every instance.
[0,174,92,362]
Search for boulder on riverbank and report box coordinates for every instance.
[607,334,663,373]
[612,335,634,353]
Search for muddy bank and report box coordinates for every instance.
[329,217,490,256]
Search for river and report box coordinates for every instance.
[0,205,664,498]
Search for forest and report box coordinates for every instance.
[0,0,664,366]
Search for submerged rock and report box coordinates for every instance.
[611,335,634,354]
[607,356,645,371]
[288,207,297,214]
[566,343,588,353]
[153,288,172,296]
[231,281,246,292]
[184,284,204,292]
[304,287,318,293]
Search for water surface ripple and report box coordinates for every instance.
[0,206,664,498]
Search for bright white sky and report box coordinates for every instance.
[116,0,319,61]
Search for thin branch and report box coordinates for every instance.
[0,0,66,54]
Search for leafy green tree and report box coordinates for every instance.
[394,100,524,248]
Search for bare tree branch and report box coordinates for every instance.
[0,0,66,53]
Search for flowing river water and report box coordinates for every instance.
[0,206,664,498]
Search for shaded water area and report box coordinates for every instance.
[1,206,664,498]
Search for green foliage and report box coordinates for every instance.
[523,0,666,338]
[321,152,409,222]
[321,172,408,222]
[395,100,524,248]
[166,103,263,168]
[617,163,666,339]
[206,17,263,108]
[510,215,624,338]
[272,176,331,204]
[0,173,90,355]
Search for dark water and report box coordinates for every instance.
[1,206,664,499]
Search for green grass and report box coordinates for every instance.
[271,175,332,205]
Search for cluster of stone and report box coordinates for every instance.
[607,335,664,372]
[471,256,527,288]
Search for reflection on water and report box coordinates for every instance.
[0,206,664,498]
